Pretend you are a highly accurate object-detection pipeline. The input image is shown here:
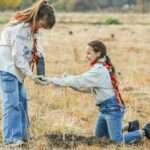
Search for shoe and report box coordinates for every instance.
[143,123,150,139]
[128,120,140,132]
[7,140,25,148]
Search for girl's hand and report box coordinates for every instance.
[32,75,49,85]
[61,72,69,78]
[42,77,62,88]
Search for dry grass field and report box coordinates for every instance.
[0,12,150,150]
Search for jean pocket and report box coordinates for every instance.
[1,73,16,93]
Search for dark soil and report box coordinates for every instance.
[46,133,111,149]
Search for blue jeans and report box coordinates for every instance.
[95,96,143,144]
[0,71,29,144]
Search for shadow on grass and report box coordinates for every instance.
[46,133,114,149]
[45,133,146,149]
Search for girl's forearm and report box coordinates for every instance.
[70,87,91,93]
[47,77,69,87]
[47,77,91,93]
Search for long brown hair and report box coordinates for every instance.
[88,40,125,107]
[10,0,55,33]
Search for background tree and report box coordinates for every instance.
[136,0,145,13]
[0,0,21,9]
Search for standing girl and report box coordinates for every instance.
[0,0,55,146]
[44,40,150,144]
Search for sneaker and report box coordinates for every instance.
[143,123,150,139]
[7,140,25,148]
[128,120,140,132]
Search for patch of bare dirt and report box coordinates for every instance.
[46,133,111,149]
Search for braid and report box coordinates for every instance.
[105,55,115,75]
[104,55,125,107]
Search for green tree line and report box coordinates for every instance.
[0,0,146,12]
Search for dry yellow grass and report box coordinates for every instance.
[0,13,150,150]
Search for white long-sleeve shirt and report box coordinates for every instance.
[0,23,44,82]
[48,63,115,105]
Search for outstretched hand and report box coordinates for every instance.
[33,76,62,88]
[33,76,49,86]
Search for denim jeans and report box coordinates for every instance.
[0,71,29,144]
[95,96,143,144]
